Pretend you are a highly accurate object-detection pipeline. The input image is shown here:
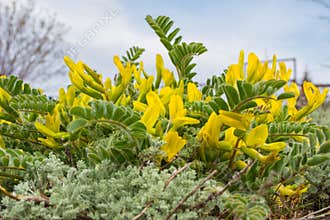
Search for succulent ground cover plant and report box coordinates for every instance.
[0,15,328,219]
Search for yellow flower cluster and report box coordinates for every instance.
[27,50,328,165]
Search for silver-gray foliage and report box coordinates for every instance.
[0,155,270,219]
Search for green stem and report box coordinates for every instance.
[0,133,47,147]
[176,65,182,81]
[268,133,308,138]
[228,138,241,169]
[17,109,49,115]
[0,172,23,180]
[233,95,276,112]
[0,166,25,171]
[0,183,20,200]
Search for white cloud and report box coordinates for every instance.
[6,0,330,95]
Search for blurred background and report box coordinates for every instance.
[1,0,330,97]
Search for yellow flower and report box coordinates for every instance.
[284,82,299,115]
[241,146,265,161]
[293,82,329,120]
[154,54,176,87]
[160,131,186,161]
[133,101,147,112]
[276,183,309,197]
[146,91,166,116]
[224,127,239,147]
[169,95,199,130]
[304,82,328,108]
[169,95,186,119]
[159,81,184,106]
[284,82,300,99]
[113,56,133,86]
[277,62,292,81]
[140,91,166,134]
[262,55,277,80]
[219,110,252,131]
[136,76,154,101]
[238,50,245,78]
[35,106,70,140]
[0,87,11,103]
[197,112,222,148]
[205,96,212,102]
[255,98,282,123]
[225,64,241,86]
[247,53,261,83]
[259,142,286,151]
[58,86,77,107]
[116,94,131,106]
[140,106,160,134]
[245,124,268,147]
[37,137,59,148]
[133,63,142,84]
[162,68,175,87]
[155,54,164,87]
[241,146,280,163]
[234,160,247,169]
[159,87,174,105]
[225,51,244,86]
[72,93,91,107]
[187,82,202,102]
[226,51,280,84]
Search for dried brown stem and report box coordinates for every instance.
[132,201,153,220]
[133,162,193,219]
[163,162,191,191]
[165,170,218,220]
[228,139,241,169]
[192,160,256,210]
[0,183,49,205]
[293,205,330,220]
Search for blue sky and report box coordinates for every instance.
[16,0,330,94]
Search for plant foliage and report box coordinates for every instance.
[0,15,328,219]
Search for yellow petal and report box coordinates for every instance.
[284,82,300,99]
[205,96,212,102]
[137,76,154,100]
[64,56,76,71]
[259,142,286,151]
[247,53,260,83]
[0,87,11,102]
[225,127,238,147]
[294,82,329,120]
[175,80,185,96]
[38,137,59,148]
[197,112,222,148]
[276,184,296,197]
[234,160,247,169]
[278,62,292,81]
[245,124,268,146]
[159,87,174,105]
[146,91,166,116]
[140,106,160,134]
[133,101,147,112]
[113,56,125,74]
[172,116,199,130]
[187,82,202,102]
[160,131,186,161]
[35,122,57,137]
[156,54,164,78]
[238,50,245,79]
[169,95,186,120]
[162,68,175,87]
[226,64,241,86]
[219,110,251,131]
